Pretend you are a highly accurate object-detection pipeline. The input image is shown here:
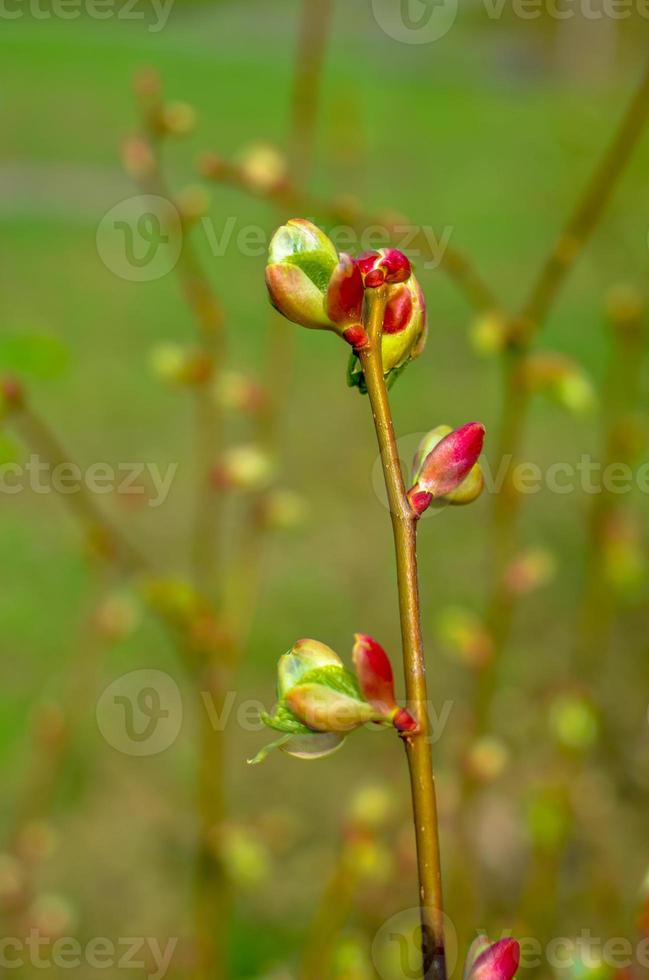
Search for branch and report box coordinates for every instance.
[358,289,446,980]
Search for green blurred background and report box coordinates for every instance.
[2,1,649,977]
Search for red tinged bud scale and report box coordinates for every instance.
[357,249,412,287]
[467,939,520,980]
[408,422,485,516]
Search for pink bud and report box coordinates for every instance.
[408,422,485,515]
[356,249,412,288]
[468,939,520,980]
[352,633,398,715]
[352,634,419,734]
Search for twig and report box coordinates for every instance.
[358,288,446,980]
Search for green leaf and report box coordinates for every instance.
[287,251,336,292]
[298,664,362,701]
[261,702,312,735]
[0,334,69,379]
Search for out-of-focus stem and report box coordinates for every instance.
[202,159,499,315]
[358,289,446,980]
[194,660,230,980]
[470,56,649,746]
[11,403,149,575]
[574,300,645,665]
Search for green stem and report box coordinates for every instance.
[358,288,446,980]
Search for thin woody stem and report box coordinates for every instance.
[358,288,446,980]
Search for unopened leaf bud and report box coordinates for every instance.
[504,547,556,597]
[408,422,485,516]
[211,444,275,491]
[436,606,493,667]
[93,592,140,641]
[175,184,211,225]
[549,692,598,751]
[347,275,428,391]
[258,489,308,530]
[356,248,412,288]
[605,284,645,339]
[520,352,596,415]
[465,736,510,783]
[149,343,213,386]
[250,634,416,763]
[465,939,520,980]
[213,370,267,415]
[469,311,509,357]
[0,375,24,409]
[347,784,393,830]
[237,141,287,194]
[159,100,196,136]
[121,134,156,182]
[28,894,77,940]
[266,220,359,337]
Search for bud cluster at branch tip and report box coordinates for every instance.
[265,220,427,390]
[248,635,417,765]
[407,422,486,517]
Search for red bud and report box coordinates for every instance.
[326,253,364,328]
[409,422,485,514]
[352,633,397,715]
[468,939,520,980]
[356,249,412,288]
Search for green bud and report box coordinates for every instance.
[266,219,341,331]
[549,693,599,752]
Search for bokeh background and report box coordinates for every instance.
[3,1,649,977]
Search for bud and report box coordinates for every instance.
[249,634,416,764]
[265,220,365,345]
[93,592,140,641]
[407,422,485,516]
[175,185,211,225]
[219,824,271,889]
[149,343,213,387]
[159,100,196,136]
[465,939,520,980]
[213,370,267,415]
[347,784,393,830]
[549,692,599,751]
[352,633,416,732]
[237,141,287,194]
[347,274,427,391]
[0,375,24,417]
[504,547,556,596]
[605,284,645,338]
[121,134,156,182]
[211,444,275,492]
[469,311,508,357]
[436,606,493,667]
[28,894,77,940]
[356,248,411,288]
[602,510,645,594]
[258,489,308,530]
[465,736,510,783]
[520,352,596,415]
